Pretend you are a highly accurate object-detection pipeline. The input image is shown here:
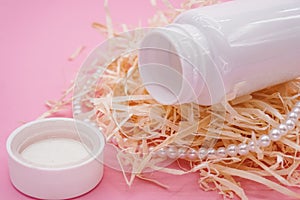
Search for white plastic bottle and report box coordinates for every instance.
[138,0,300,105]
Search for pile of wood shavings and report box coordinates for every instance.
[45,0,300,199]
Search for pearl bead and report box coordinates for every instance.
[295,101,300,109]
[216,147,227,158]
[258,134,271,147]
[157,147,167,158]
[286,119,296,130]
[177,147,187,159]
[226,144,237,157]
[198,148,207,160]
[287,112,299,122]
[292,107,300,115]
[278,124,288,135]
[207,148,216,159]
[248,141,256,152]
[167,146,178,159]
[74,109,81,115]
[73,98,81,105]
[187,149,198,160]
[269,129,281,141]
[238,143,249,155]
[73,105,81,110]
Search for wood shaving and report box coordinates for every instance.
[68,46,85,61]
[44,1,300,199]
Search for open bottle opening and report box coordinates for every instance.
[138,28,205,105]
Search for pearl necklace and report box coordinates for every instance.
[145,101,300,160]
[100,101,300,161]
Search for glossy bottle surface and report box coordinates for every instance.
[139,0,300,105]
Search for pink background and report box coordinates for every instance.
[0,0,299,199]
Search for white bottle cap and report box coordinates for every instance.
[6,118,105,199]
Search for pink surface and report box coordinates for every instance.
[0,0,299,199]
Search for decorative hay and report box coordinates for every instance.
[44,1,300,199]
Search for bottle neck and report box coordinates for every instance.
[138,23,209,104]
